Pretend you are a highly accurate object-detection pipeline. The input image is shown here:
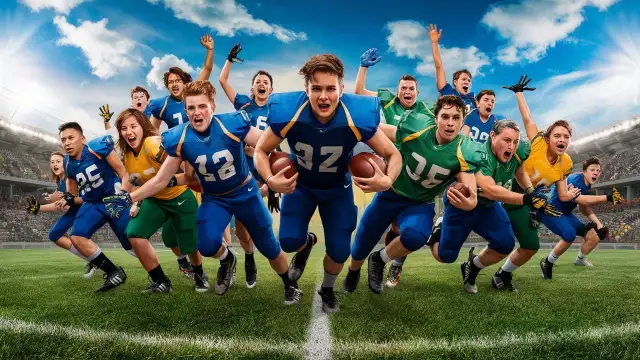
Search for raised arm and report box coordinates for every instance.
[355,48,381,97]
[99,105,114,131]
[503,75,538,140]
[196,34,214,81]
[429,24,447,92]
[218,43,243,104]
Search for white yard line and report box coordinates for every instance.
[304,273,332,360]
[0,317,300,355]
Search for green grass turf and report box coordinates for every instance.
[2,246,640,359]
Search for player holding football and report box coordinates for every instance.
[460,90,501,143]
[104,81,303,304]
[254,54,402,312]
[355,48,435,288]
[57,122,132,292]
[428,119,562,293]
[538,157,623,276]
[113,108,209,293]
[218,43,279,288]
[25,151,99,278]
[346,95,482,295]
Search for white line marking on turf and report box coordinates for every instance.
[304,273,332,360]
[333,321,640,355]
[0,317,300,354]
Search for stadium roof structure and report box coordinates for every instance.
[0,116,60,155]
[567,115,640,162]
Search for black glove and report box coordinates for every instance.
[502,75,536,93]
[523,193,562,217]
[167,176,178,188]
[268,188,280,213]
[596,226,609,241]
[99,104,114,123]
[25,196,40,215]
[227,43,243,64]
[62,192,75,207]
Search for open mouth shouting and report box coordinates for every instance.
[485,106,493,114]
[126,133,139,149]
[257,87,267,96]
[171,86,181,95]
[136,102,142,108]
[556,143,566,151]
[462,85,469,93]
[317,103,331,112]
[503,150,513,160]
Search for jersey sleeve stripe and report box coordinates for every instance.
[159,97,169,120]
[383,98,396,110]
[456,137,470,172]
[281,100,309,137]
[464,108,477,120]
[421,101,434,117]
[238,102,251,111]
[87,146,102,160]
[401,125,435,143]
[341,101,362,142]
[214,117,241,143]
[514,153,522,164]
[176,125,190,157]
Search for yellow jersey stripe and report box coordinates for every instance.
[421,101,434,117]
[514,153,522,164]
[456,137,470,172]
[341,101,362,142]
[281,100,309,137]
[238,102,251,111]
[87,146,102,160]
[215,117,241,142]
[402,125,435,143]
[159,97,169,120]
[176,125,189,157]
[383,98,396,110]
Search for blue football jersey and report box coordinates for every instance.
[64,135,122,203]
[149,95,187,129]
[234,93,270,171]
[163,111,252,195]
[464,109,500,144]
[56,176,67,193]
[143,105,152,118]
[549,173,591,214]
[439,83,476,113]
[268,92,380,189]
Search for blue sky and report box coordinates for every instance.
[0,0,638,138]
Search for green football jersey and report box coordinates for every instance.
[391,111,486,203]
[477,139,531,206]
[377,89,434,126]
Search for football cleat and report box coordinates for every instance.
[574,257,593,267]
[318,286,339,313]
[288,233,317,281]
[95,267,127,292]
[491,269,517,292]
[245,255,257,289]
[194,273,210,293]
[284,284,302,305]
[385,263,402,288]
[142,278,172,294]
[178,258,194,279]
[214,252,236,295]
[461,247,479,294]
[367,250,386,294]
[540,258,553,279]
[342,268,361,294]
[83,263,98,279]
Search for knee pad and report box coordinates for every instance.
[252,226,281,260]
[400,226,428,252]
[198,234,223,257]
[558,228,577,243]
[279,236,306,254]
[491,238,516,256]
[326,242,350,265]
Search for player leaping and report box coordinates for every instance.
[254,54,402,312]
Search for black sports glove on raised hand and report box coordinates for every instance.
[503,75,536,93]
[267,188,280,213]
[62,192,76,207]
[25,196,40,215]
[227,43,243,64]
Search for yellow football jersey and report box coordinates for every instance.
[124,136,187,200]
[523,133,573,187]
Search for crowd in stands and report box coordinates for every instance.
[592,147,640,182]
[0,148,48,181]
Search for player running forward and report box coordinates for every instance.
[104,81,302,304]
[112,108,209,293]
[429,24,475,111]
[25,151,99,278]
[461,90,502,143]
[539,157,624,275]
[429,120,562,293]
[149,34,214,130]
[57,122,132,292]
[254,54,402,312]
[345,95,481,295]
[356,48,436,288]
[218,43,280,288]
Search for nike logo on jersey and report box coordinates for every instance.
[178,200,186,205]
[344,183,351,188]
[248,187,254,192]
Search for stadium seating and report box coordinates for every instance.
[0,148,48,181]
[592,148,640,182]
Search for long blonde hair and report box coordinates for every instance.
[49,151,66,183]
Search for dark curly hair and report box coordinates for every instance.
[163,67,193,89]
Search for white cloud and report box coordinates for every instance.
[19,0,86,14]
[482,0,620,65]
[53,16,144,79]
[146,54,196,90]
[386,20,490,78]
[147,0,306,43]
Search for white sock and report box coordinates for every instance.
[379,249,392,263]
[472,256,486,269]
[501,258,519,273]
[219,247,229,261]
[391,259,404,267]
[577,250,586,259]
[69,245,89,262]
[86,247,102,262]
[547,250,559,264]
[322,271,337,288]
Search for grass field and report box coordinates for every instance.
[1,243,640,359]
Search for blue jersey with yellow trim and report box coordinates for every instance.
[268,92,380,189]
[56,176,67,193]
[64,135,122,203]
[439,83,476,113]
[234,93,270,171]
[162,111,252,195]
[149,95,187,129]
[549,173,591,214]
[143,105,152,119]
[464,109,502,144]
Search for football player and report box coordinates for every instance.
[254,54,402,312]
[461,90,502,143]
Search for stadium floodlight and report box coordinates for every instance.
[0,118,59,144]
[571,116,640,147]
